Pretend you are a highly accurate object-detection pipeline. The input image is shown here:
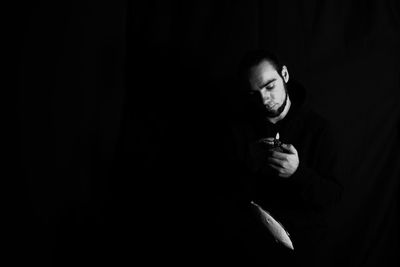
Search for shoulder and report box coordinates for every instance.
[296,105,334,142]
[305,108,329,128]
[290,80,332,132]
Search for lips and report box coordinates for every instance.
[265,103,276,110]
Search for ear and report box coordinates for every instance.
[281,66,289,83]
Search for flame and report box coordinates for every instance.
[275,132,280,140]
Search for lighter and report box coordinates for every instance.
[272,132,284,152]
[258,132,284,152]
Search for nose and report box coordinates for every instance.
[260,89,271,104]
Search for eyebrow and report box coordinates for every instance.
[259,78,276,89]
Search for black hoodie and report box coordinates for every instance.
[223,80,343,265]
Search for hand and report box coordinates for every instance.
[267,144,299,178]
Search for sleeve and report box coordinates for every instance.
[289,123,343,212]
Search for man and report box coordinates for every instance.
[221,50,343,265]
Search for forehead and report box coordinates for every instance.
[249,60,279,84]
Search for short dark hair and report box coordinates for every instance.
[237,49,284,90]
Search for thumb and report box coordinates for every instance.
[281,143,297,154]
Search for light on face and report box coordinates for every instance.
[261,88,271,99]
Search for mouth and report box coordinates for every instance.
[265,104,277,110]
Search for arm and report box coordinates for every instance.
[289,124,343,211]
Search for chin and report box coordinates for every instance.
[267,112,281,118]
[267,107,284,117]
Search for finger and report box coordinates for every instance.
[281,143,297,154]
[260,137,275,143]
[270,151,288,160]
[258,137,274,146]
[268,163,282,172]
[267,157,284,167]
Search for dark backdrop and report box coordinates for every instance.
[17,0,399,266]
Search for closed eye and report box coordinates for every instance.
[266,83,275,90]
[259,78,276,90]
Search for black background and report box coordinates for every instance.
[16,1,400,266]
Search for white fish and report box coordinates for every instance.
[250,201,294,250]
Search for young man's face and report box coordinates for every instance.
[248,60,289,118]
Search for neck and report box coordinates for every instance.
[267,96,291,124]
